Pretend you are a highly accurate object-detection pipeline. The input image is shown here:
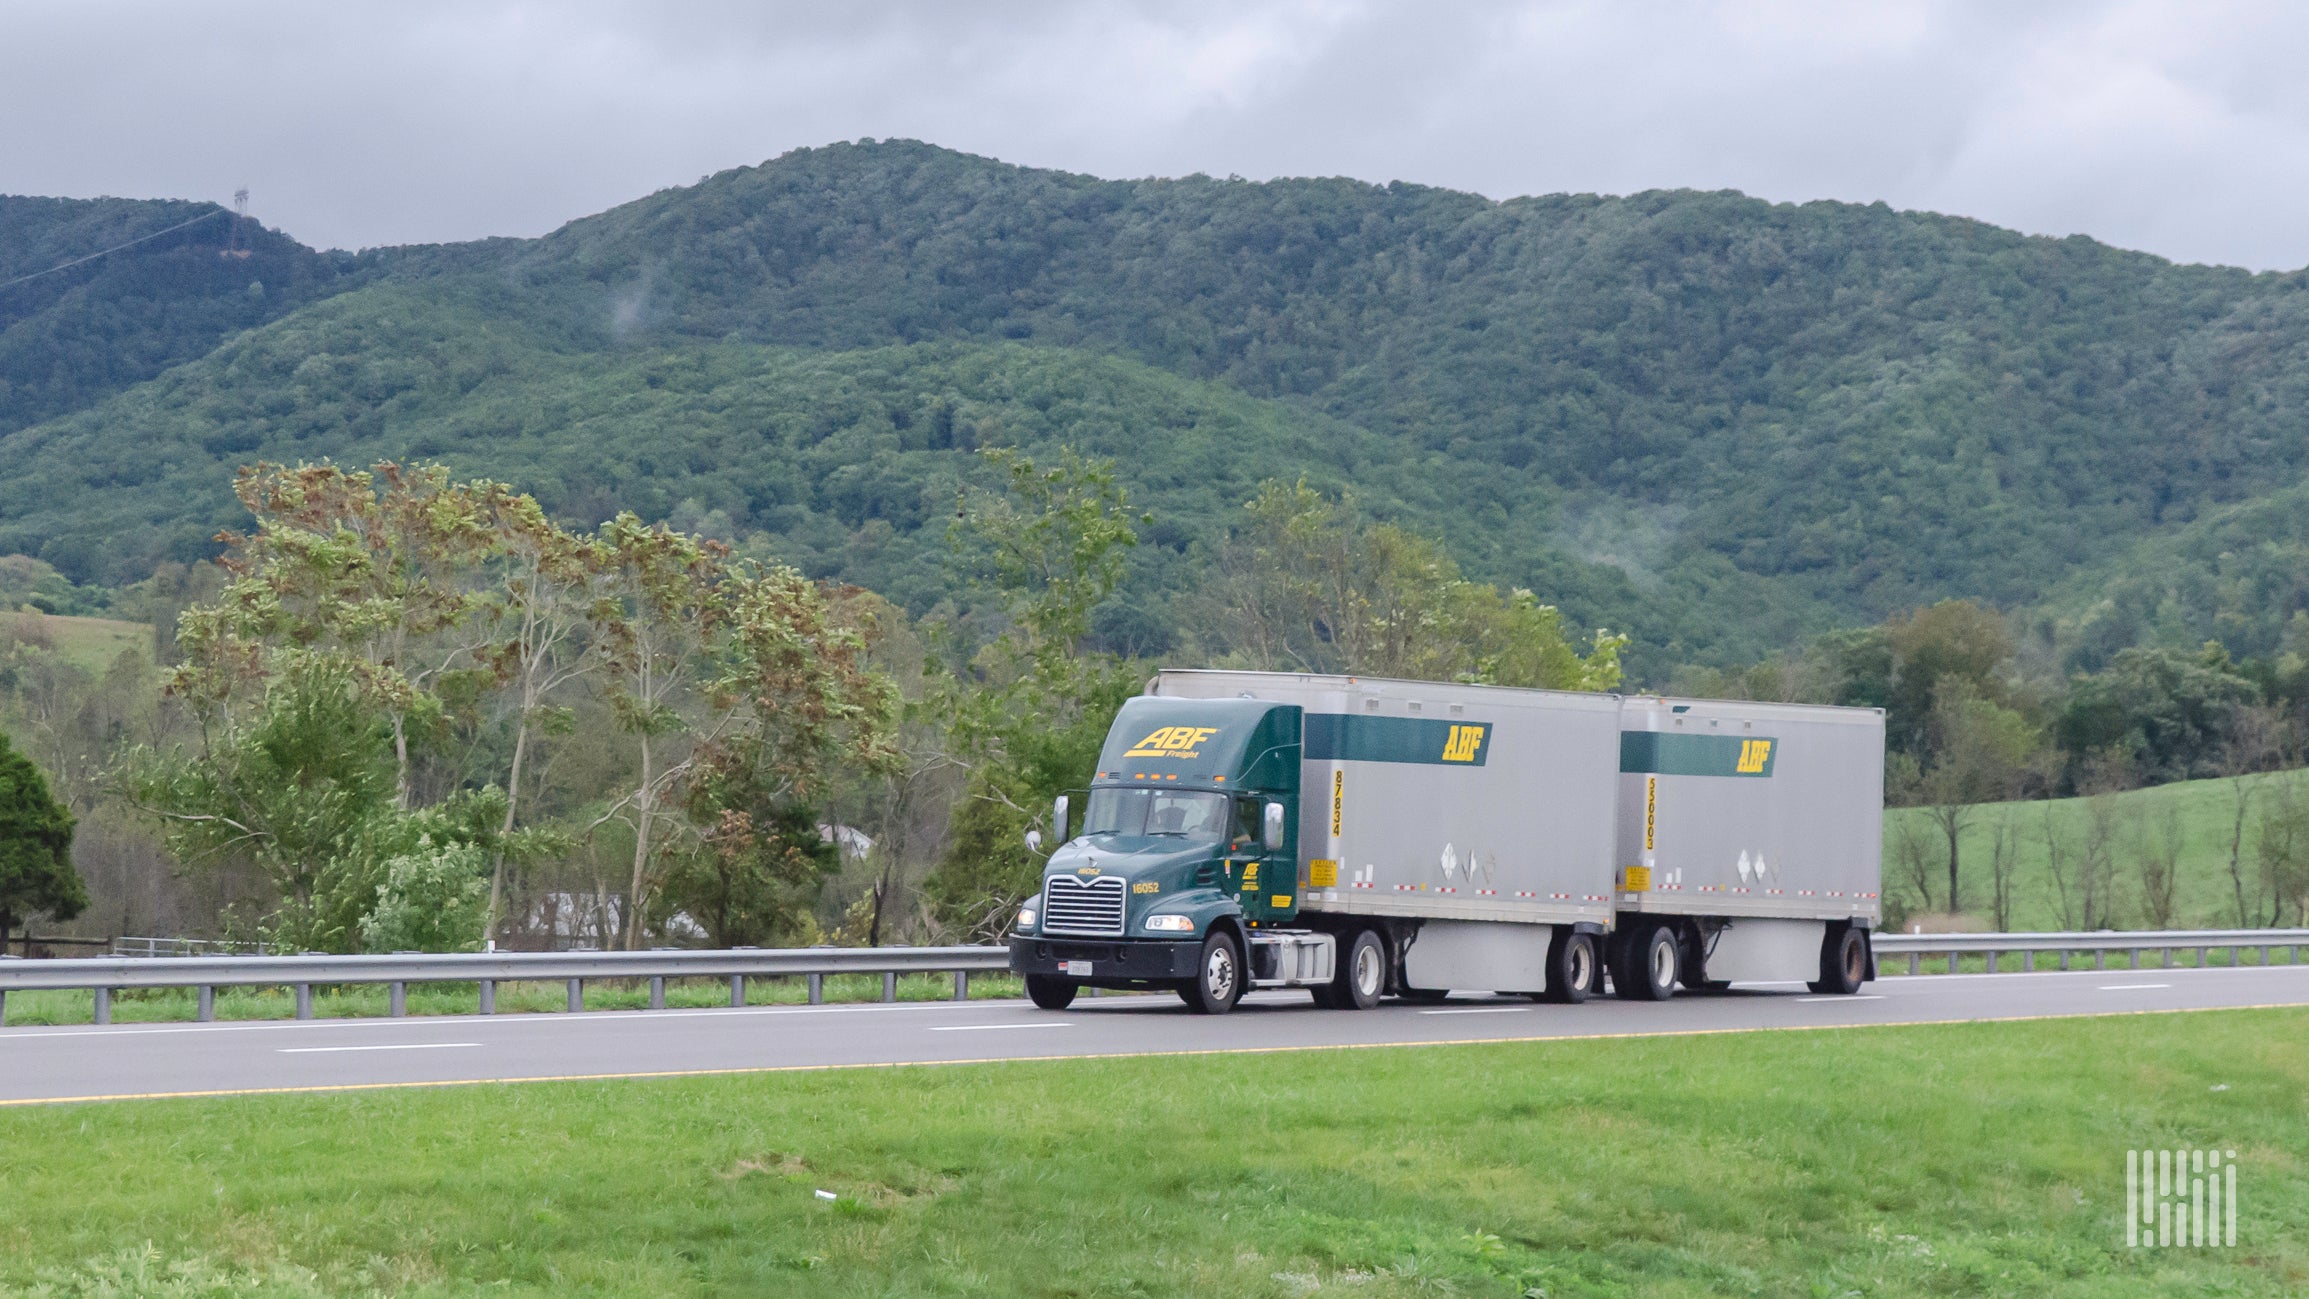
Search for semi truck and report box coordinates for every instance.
[1008,670,1883,1013]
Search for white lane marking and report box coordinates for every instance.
[1795,995,1885,1003]
[928,1022,1072,1033]
[277,1042,482,1054]
[2100,983,2173,991]
[1419,1007,1532,1015]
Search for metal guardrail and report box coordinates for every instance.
[1871,929,2309,976]
[0,945,1013,1024]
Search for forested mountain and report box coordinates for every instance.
[0,197,349,432]
[7,141,2309,672]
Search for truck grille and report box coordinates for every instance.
[1041,874,1126,936]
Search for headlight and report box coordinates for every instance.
[1016,907,1038,930]
[1144,914,1195,932]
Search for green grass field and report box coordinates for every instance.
[0,611,151,671]
[1883,770,2309,932]
[0,1009,2301,1297]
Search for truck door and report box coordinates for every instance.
[1226,795,1296,923]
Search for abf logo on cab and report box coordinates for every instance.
[1124,726,1219,759]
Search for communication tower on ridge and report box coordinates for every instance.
[224,188,252,259]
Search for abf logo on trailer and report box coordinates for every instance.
[1440,724,1489,763]
[1735,738,1774,774]
[1124,726,1220,759]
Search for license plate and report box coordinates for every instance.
[1062,960,1093,977]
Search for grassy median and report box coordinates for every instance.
[1,1009,2303,1297]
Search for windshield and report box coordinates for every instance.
[1083,788,1229,841]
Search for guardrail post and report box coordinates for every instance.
[2130,948,2141,969]
[807,972,823,1004]
[649,976,665,1010]
[94,987,111,1025]
[2094,949,2106,970]
[389,982,407,1017]
[0,989,7,1025]
[1985,951,1997,974]
[953,969,968,1001]
[479,979,495,1014]
[729,975,744,1007]
[1948,949,1959,975]
[883,971,897,1002]
[2195,946,2208,968]
[198,986,215,1021]
[1908,952,1919,976]
[567,978,583,1012]
[2261,945,2271,966]
[296,984,312,1019]
[2059,950,2070,971]
[2023,950,2034,973]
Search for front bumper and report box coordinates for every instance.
[1009,936,1202,983]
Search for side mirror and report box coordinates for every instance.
[1024,829,1044,853]
[1262,800,1286,852]
[1052,794,1071,845]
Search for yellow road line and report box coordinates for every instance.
[2,1000,2302,1108]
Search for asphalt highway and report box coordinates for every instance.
[4,963,2305,1105]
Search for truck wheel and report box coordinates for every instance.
[1615,925,1678,1001]
[1024,974,1078,1010]
[1317,930,1386,1010]
[1183,931,1244,1014]
[1540,929,1599,1003]
[1807,926,1868,995]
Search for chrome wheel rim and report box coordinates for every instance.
[1649,936,1676,991]
[1352,941,1382,999]
[1569,941,1594,991]
[1206,943,1236,1001]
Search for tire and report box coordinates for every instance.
[1182,931,1244,1014]
[1318,930,1386,1010]
[1807,926,1868,995]
[1024,974,1078,1010]
[1614,924,1679,1001]
[1540,929,1600,1003]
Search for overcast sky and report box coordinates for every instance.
[6,0,2309,270]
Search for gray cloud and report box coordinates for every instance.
[4,1,2306,269]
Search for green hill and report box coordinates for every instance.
[10,141,2309,669]
[1884,770,2309,931]
[0,281,1684,652]
[0,196,349,433]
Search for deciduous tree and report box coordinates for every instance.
[0,726,83,953]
